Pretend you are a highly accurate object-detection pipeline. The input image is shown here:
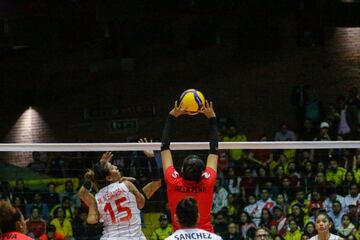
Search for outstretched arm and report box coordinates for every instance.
[78,186,100,224]
[200,101,219,172]
[139,138,162,199]
[161,101,187,173]
[125,180,146,209]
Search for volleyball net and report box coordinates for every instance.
[0,141,359,239]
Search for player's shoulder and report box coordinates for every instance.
[169,228,222,240]
[165,166,181,179]
[201,167,216,180]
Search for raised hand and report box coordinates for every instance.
[139,138,154,158]
[100,152,113,163]
[199,100,216,118]
[169,101,188,117]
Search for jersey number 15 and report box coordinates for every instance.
[104,197,132,223]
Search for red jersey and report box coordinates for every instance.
[165,166,217,233]
[0,232,34,240]
[26,219,46,238]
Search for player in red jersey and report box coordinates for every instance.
[160,100,219,233]
[0,200,34,240]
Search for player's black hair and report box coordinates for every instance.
[85,162,111,191]
[181,155,205,182]
[176,197,198,227]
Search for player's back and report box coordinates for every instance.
[95,182,146,240]
[165,228,222,240]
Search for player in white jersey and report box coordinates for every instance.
[79,151,161,240]
[310,212,344,240]
[165,197,222,240]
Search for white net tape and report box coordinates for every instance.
[0,141,359,151]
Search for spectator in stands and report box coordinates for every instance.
[223,124,247,165]
[270,206,287,236]
[39,224,66,240]
[240,168,257,203]
[311,122,332,163]
[274,123,296,141]
[347,205,359,228]
[255,227,270,240]
[289,188,310,216]
[0,181,12,202]
[13,196,26,215]
[291,204,308,230]
[346,87,360,133]
[284,219,302,240]
[42,182,60,211]
[12,178,32,203]
[303,222,317,238]
[217,150,230,173]
[316,162,326,174]
[247,135,273,167]
[299,119,317,141]
[0,200,33,240]
[223,222,242,240]
[50,196,76,221]
[25,206,46,239]
[313,171,330,192]
[59,180,80,208]
[225,167,241,195]
[269,224,279,239]
[213,179,229,214]
[344,183,359,211]
[286,162,300,187]
[27,152,46,174]
[275,193,289,214]
[340,171,357,196]
[328,201,345,231]
[73,208,88,240]
[256,188,275,211]
[273,165,286,188]
[214,211,228,238]
[45,152,65,178]
[244,194,262,226]
[259,208,273,229]
[50,207,73,239]
[150,213,173,240]
[278,177,294,203]
[323,187,345,214]
[337,214,356,238]
[326,104,341,138]
[25,191,49,221]
[226,194,238,222]
[326,159,346,187]
[238,211,256,239]
[336,96,351,136]
[308,189,325,213]
[300,161,314,191]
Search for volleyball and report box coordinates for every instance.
[178,89,205,114]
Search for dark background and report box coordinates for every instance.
[0,0,360,166]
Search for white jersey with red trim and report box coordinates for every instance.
[95,182,146,240]
[165,228,222,240]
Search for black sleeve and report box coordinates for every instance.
[133,181,149,202]
[208,117,219,154]
[148,156,161,180]
[161,115,175,151]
